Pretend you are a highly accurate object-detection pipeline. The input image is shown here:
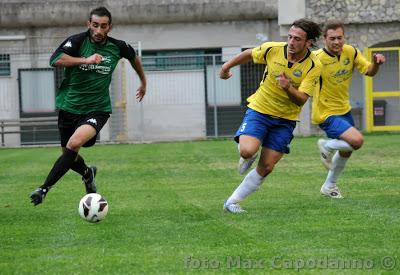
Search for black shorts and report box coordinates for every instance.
[58,110,110,148]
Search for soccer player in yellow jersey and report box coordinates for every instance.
[312,20,385,198]
[220,19,322,213]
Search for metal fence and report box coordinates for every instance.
[0,49,364,147]
[0,50,272,146]
[106,54,267,144]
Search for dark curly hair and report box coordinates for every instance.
[291,18,322,43]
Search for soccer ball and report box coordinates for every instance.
[78,193,109,223]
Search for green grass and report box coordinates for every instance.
[1,134,400,274]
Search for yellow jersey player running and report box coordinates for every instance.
[312,20,385,198]
[220,19,322,213]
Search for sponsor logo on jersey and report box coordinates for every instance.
[101,56,112,63]
[334,69,349,77]
[79,64,111,75]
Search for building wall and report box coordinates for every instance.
[0,1,281,145]
[0,0,398,145]
[306,0,400,49]
[0,0,278,27]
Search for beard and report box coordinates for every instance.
[90,30,106,44]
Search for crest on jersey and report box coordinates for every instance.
[293,69,302,77]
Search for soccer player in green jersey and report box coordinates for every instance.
[220,19,322,213]
[30,7,147,206]
[312,20,385,198]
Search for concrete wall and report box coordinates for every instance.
[114,20,278,51]
[0,21,279,54]
[0,0,278,27]
[0,1,280,53]
[0,0,397,144]
[278,0,400,48]
[306,0,400,49]
[0,0,279,51]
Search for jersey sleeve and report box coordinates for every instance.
[298,59,322,97]
[109,38,137,60]
[120,42,137,60]
[354,47,371,75]
[49,32,87,66]
[251,42,275,64]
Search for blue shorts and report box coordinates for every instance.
[319,111,355,139]
[234,108,296,154]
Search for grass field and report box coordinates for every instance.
[1,134,400,274]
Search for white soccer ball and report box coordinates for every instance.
[78,193,109,223]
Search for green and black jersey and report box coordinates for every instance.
[50,31,136,114]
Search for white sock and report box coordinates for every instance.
[323,152,349,189]
[226,168,265,204]
[325,139,354,152]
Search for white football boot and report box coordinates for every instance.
[223,200,247,213]
[320,185,343,199]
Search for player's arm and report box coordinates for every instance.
[279,72,309,106]
[129,57,147,102]
[366,53,385,76]
[52,53,103,67]
[220,49,253,79]
[115,39,147,102]
[50,32,94,67]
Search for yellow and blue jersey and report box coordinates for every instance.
[312,44,371,124]
[247,42,321,121]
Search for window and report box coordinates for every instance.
[142,50,205,71]
[0,54,11,76]
[18,68,57,117]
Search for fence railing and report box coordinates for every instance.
[0,117,58,146]
[0,52,376,147]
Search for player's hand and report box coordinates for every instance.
[219,66,232,79]
[373,53,385,65]
[136,84,146,102]
[86,53,103,65]
[278,72,291,90]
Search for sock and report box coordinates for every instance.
[325,139,354,152]
[70,154,88,176]
[323,152,349,189]
[226,168,265,204]
[40,148,78,189]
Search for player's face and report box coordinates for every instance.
[324,28,345,56]
[287,26,310,56]
[87,15,112,44]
